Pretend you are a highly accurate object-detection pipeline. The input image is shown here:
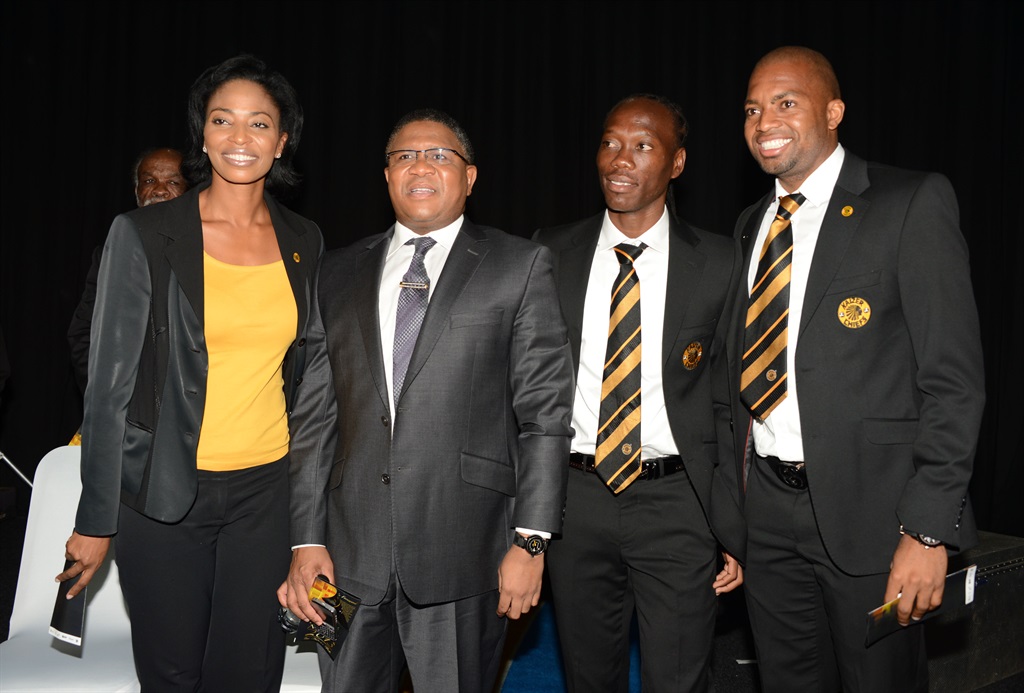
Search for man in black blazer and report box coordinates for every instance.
[725,46,985,692]
[533,94,745,693]
[281,109,575,692]
[67,147,187,395]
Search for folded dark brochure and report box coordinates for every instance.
[49,560,86,646]
[280,575,360,660]
[865,564,976,646]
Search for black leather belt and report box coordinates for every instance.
[759,454,807,490]
[569,452,685,481]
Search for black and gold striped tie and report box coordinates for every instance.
[741,193,805,420]
[596,242,646,494]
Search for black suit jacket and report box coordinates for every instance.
[725,151,984,575]
[288,219,575,606]
[75,183,323,536]
[534,212,747,560]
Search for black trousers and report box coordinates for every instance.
[547,465,718,693]
[116,456,291,693]
[744,456,928,693]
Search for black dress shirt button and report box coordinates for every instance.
[297,338,306,347]
[381,473,390,485]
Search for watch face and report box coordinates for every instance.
[526,536,546,555]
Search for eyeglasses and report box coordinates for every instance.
[385,147,468,167]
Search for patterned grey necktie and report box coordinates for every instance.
[393,236,436,403]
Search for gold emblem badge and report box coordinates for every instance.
[682,341,703,370]
[841,205,854,217]
[837,297,871,328]
[621,443,633,455]
[293,252,301,262]
[766,369,778,382]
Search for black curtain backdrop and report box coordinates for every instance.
[1,1,1020,534]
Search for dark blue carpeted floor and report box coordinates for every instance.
[500,600,643,692]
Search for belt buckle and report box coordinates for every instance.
[640,459,660,481]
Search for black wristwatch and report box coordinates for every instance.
[900,526,943,549]
[513,533,550,556]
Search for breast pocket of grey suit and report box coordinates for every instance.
[450,309,505,330]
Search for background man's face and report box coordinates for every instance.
[135,149,186,207]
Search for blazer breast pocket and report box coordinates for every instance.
[450,309,504,330]
[824,270,881,296]
[672,320,717,373]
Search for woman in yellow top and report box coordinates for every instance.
[58,54,325,692]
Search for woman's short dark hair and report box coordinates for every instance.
[184,54,303,195]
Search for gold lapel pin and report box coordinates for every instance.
[841,205,854,217]
[293,252,301,262]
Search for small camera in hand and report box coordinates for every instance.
[279,575,360,660]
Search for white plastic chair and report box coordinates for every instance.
[0,445,322,692]
[0,446,139,692]
[280,638,322,692]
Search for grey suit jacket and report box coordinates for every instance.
[76,183,323,536]
[533,212,747,560]
[725,151,985,574]
[288,218,575,606]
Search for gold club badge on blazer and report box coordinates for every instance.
[681,341,703,370]
[837,297,871,328]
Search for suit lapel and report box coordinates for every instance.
[401,220,488,393]
[662,217,705,369]
[267,194,310,340]
[799,155,871,336]
[556,217,601,370]
[351,233,392,409]
[162,185,206,325]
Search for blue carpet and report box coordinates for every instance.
[500,601,641,692]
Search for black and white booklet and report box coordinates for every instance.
[865,564,977,646]
[49,560,86,646]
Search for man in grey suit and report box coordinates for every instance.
[725,47,984,692]
[533,94,745,693]
[280,109,575,692]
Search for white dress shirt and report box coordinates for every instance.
[572,207,679,459]
[749,145,846,462]
[378,217,462,417]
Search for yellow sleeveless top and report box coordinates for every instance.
[196,252,297,471]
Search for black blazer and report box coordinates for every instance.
[534,211,747,560]
[75,183,323,536]
[725,151,984,574]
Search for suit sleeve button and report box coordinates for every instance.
[381,473,390,485]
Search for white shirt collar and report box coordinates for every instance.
[597,206,670,255]
[388,215,464,258]
[773,143,846,208]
